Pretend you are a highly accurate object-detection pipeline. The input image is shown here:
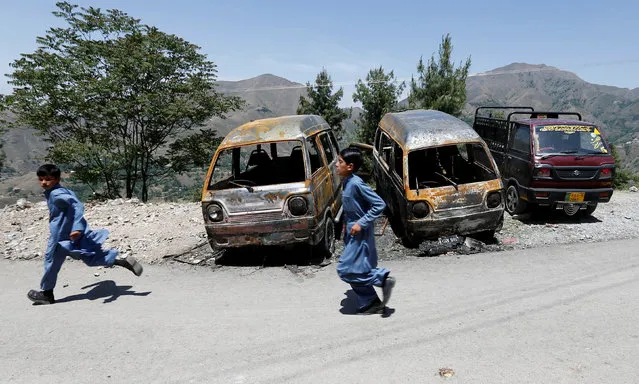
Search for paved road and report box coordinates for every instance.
[2,239,638,384]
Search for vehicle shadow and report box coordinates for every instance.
[55,280,151,304]
[514,210,603,225]
[214,244,329,267]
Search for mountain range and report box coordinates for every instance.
[1,62,638,191]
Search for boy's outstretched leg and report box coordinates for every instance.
[114,253,143,276]
[28,243,67,305]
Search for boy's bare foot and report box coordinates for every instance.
[27,289,55,305]
[382,276,396,306]
[114,254,143,276]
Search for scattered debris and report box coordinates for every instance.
[438,367,455,378]
[15,199,33,210]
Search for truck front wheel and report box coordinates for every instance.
[505,185,528,215]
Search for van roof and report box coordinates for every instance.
[219,115,331,147]
[380,109,481,149]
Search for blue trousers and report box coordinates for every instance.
[338,268,389,310]
[41,243,118,291]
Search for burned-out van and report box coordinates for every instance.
[201,115,342,257]
[371,110,504,247]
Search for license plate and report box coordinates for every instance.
[566,192,585,202]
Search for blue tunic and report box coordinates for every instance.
[336,174,389,308]
[40,184,118,291]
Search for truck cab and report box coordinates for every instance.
[473,107,615,217]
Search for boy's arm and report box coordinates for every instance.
[52,191,87,234]
[44,214,63,258]
[355,180,386,230]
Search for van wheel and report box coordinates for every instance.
[505,185,527,215]
[582,202,598,216]
[401,233,421,249]
[314,216,336,259]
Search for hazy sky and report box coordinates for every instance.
[2,0,638,106]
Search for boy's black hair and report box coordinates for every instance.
[340,147,363,172]
[36,164,61,179]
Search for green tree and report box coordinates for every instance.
[408,33,471,117]
[4,2,243,201]
[352,66,405,144]
[0,95,6,171]
[297,69,350,140]
[610,143,635,189]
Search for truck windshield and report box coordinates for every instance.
[534,125,609,155]
[208,140,306,190]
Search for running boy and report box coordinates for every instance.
[335,147,396,314]
[27,164,143,305]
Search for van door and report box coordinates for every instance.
[373,129,393,204]
[374,129,404,217]
[318,131,341,215]
[507,123,533,189]
[390,139,407,218]
[307,135,331,219]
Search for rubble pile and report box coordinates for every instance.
[2,191,639,265]
[1,198,206,264]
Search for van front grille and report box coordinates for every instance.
[555,169,597,179]
[226,211,284,223]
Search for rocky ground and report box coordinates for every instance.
[2,191,639,268]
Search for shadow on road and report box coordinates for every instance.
[55,280,151,304]
[515,209,603,225]
[339,290,395,317]
[214,244,327,267]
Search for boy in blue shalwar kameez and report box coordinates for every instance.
[335,148,396,314]
[27,164,143,305]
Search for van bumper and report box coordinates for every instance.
[521,187,613,206]
[204,217,320,248]
[406,207,504,240]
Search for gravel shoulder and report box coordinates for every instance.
[2,191,638,265]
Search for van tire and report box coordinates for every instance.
[505,184,528,215]
[582,202,598,216]
[387,212,402,237]
[314,215,336,259]
[401,233,421,249]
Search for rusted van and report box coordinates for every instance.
[201,115,342,257]
[371,109,504,247]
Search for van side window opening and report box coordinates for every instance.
[328,131,340,153]
[319,133,335,163]
[208,140,305,190]
[393,142,404,179]
[407,143,497,190]
[307,136,324,174]
[512,125,531,154]
[379,132,393,166]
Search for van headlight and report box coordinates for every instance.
[288,196,308,216]
[207,204,224,222]
[487,192,502,208]
[412,202,429,218]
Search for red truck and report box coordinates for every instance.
[472,107,615,217]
